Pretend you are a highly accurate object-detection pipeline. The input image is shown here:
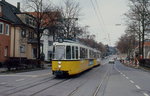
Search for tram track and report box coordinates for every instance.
[92,65,111,96]
[66,65,109,96]
[30,79,70,96]
[0,75,54,93]
[67,64,111,96]
[1,76,57,96]
[3,78,70,96]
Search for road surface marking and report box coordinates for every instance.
[32,75,38,78]
[16,79,25,82]
[123,74,126,77]
[143,93,149,96]
[130,80,134,84]
[0,75,37,77]
[126,77,129,79]
[0,82,6,85]
[135,85,141,89]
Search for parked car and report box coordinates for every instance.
[109,59,115,64]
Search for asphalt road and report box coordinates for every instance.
[0,57,149,96]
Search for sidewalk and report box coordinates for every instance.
[122,60,150,71]
[121,60,140,69]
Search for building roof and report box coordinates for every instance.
[0,0,22,25]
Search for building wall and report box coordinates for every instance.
[144,46,150,59]
[10,26,37,59]
[41,30,53,61]
[0,20,11,63]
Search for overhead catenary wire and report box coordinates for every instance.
[90,0,111,45]
[94,0,111,45]
[90,0,105,33]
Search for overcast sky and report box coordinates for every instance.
[6,0,129,46]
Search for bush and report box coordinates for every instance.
[4,57,39,71]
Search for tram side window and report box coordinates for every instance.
[85,49,88,58]
[72,46,75,59]
[76,47,78,59]
[80,48,86,59]
[80,48,83,59]
[89,50,93,58]
[52,46,55,59]
[66,46,71,59]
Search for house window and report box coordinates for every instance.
[28,31,34,39]
[0,22,4,34]
[21,29,26,38]
[5,24,9,35]
[20,45,25,53]
[32,48,37,58]
[48,41,53,46]
[0,6,2,12]
[4,46,8,57]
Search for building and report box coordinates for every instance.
[0,0,38,63]
[143,42,150,59]
[40,29,53,61]
[28,12,61,61]
[0,3,11,64]
[134,41,150,59]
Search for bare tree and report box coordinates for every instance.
[58,0,81,39]
[125,0,150,58]
[116,34,138,55]
[22,0,60,66]
[125,21,142,53]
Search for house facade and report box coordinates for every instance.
[134,41,150,59]
[0,1,11,64]
[28,12,62,62]
[143,42,150,59]
[0,0,38,63]
[0,18,11,63]
[10,13,37,59]
[41,29,53,61]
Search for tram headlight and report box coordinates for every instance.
[58,61,62,64]
[58,65,61,68]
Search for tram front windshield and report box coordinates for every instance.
[54,45,65,60]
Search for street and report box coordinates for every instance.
[0,57,150,96]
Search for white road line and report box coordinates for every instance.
[0,75,37,77]
[16,79,25,82]
[135,85,141,89]
[0,82,6,85]
[130,80,134,84]
[126,77,129,79]
[32,76,38,78]
[123,74,126,77]
[143,93,149,96]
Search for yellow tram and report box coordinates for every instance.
[52,40,101,76]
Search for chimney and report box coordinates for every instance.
[17,2,20,10]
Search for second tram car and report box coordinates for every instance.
[52,40,101,76]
